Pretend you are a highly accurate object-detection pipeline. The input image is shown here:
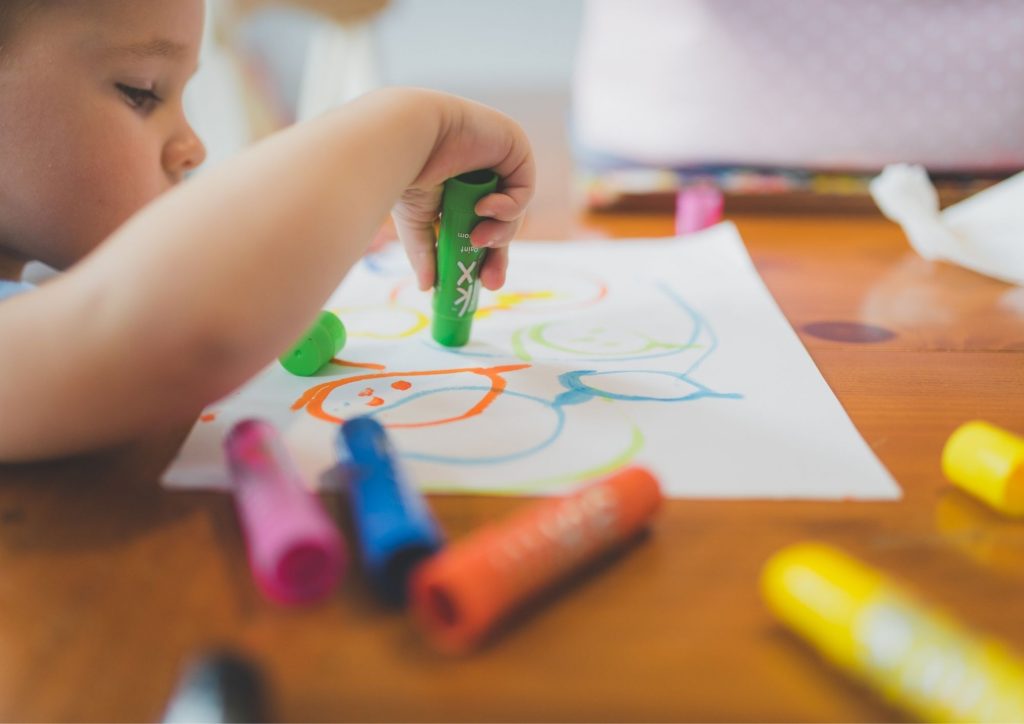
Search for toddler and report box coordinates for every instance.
[0,0,535,461]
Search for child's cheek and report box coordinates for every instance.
[52,145,168,264]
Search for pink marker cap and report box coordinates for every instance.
[675,185,725,235]
[224,419,346,605]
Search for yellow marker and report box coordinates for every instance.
[762,542,1024,723]
[942,421,1024,516]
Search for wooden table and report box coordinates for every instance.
[2,93,1023,722]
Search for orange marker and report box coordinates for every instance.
[409,466,663,653]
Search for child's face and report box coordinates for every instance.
[0,0,206,270]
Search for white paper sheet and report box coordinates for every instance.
[162,222,900,499]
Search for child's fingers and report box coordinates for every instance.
[409,237,437,291]
[479,245,509,290]
[470,152,529,291]
[487,146,535,219]
[403,227,437,291]
[393,187,443,291]
[392,214,437,291]
[469,217,522,249]
[475,192,525,222]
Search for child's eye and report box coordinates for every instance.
[116,83,161,112]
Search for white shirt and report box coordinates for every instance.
[0,280,33,302]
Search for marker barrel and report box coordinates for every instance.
[762,542,1024,722]
[225,419,346,605]
[432,169,499,347]
[279,310,346,376]
[675,184,724,235]
[338,416,444,603]
[409,466,663,653]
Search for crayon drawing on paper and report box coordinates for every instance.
[164,223,900,500]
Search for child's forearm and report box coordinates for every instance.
[0,88,523,460]
[95,87,441,371]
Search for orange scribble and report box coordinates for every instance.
[367,397,385,407]
[332,358,387,371]
[292,364,531,427]
[358,388,374,397]
[388,278,414,304]
[391,380,412,390]
[200,412,217,423]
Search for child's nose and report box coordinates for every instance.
[164,124,207,182]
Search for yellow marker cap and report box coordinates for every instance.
[942,421,1024,516]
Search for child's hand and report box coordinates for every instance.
[390,92,535,292]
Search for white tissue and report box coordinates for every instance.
[870,164,1024,286]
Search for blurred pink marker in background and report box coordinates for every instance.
[675,185,725,235]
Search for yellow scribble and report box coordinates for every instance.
[331,304,428,339]
[475,290,558,319]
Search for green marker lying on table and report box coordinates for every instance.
[279,310,346,376]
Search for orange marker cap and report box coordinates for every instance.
[408,466,663,653]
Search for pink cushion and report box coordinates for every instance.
[573,0,1024,171]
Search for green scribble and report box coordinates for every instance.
[510,327,533,361]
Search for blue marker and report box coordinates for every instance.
[338,416,445,603]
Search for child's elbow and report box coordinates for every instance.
[162,317,276,416]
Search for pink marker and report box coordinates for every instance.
[224,419,346,605]
[675,184,724,234]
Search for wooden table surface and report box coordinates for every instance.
[2,93,1024,722]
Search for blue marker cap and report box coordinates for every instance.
[338,416,445,603]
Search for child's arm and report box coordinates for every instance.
[0,88,534,461]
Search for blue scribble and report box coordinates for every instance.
[555,369,742,406]
[354,281,741,468]
[361,385,565,466]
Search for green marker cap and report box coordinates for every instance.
[432,169,500,347]
[279,310,346,376]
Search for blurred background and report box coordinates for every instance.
[186,0,583,233]
[186,0,1024,221]
[239,0,583,104]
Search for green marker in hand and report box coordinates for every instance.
[431,169,499,347]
